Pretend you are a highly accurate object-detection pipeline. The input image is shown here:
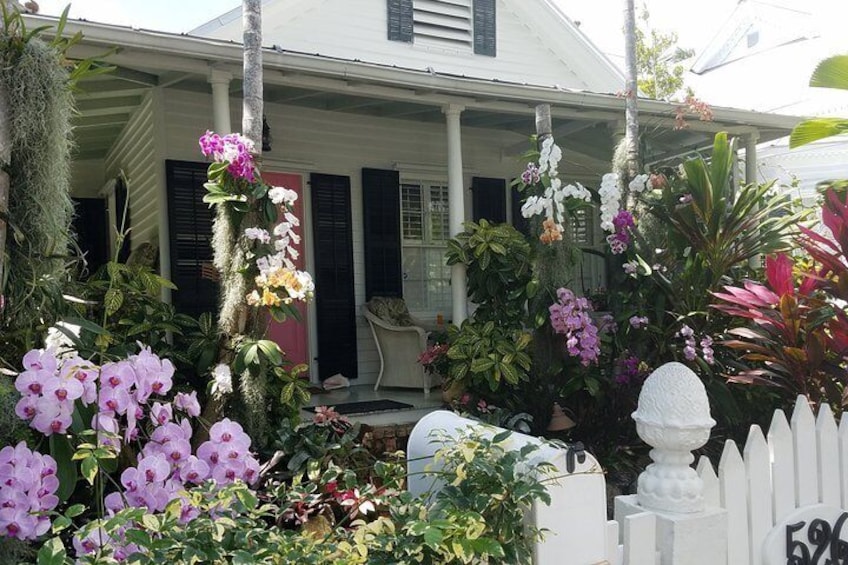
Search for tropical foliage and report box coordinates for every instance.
[790,55,848,147]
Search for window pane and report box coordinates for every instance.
[402,247,426,311]
[401,183,423,241]
[429,184,449,241]
[400,179,452,315]
[426,247,451,313]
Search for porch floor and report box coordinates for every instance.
[302,385,444,427]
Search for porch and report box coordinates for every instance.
[302,385,444,428]
[30,14,800,393]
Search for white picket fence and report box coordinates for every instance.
[696,395,848,565]
[409,364,848,565]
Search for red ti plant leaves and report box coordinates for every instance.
[712,206,848,412]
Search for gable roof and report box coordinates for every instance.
[691,0,817,74]
[190,0,624,93]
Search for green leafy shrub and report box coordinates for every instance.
[445,219,536,326]
[268,408,374,482]
[38,428,552,565]
[444,221,536,397]
[447,320,532,392]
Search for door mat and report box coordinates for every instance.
[304,399,414,416]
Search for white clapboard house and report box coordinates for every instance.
[689,0,848,204]
[31,0,798,391]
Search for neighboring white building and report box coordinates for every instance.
[29,0,798,386]
[689,0,848,202]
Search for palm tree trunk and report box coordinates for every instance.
[242,0,263,152]
[623,0,640,187]
[197,0,265,441]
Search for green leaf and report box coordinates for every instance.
[37,536,66,565]
[106,261,126,281]
[141,513,160,532]
[790,118,848,148]
[104,288,125,316]
[470,358,496,374]
[257,340,283,366]
[65,503,86,518]
[280,382,296,404]
[244,343,259,367]
[63,316,109,336]
[207,161,229,180]
[263,197,278,224]
[423,526,444,547]
[51,515,71,533]
[235,488,258,510]
[232,550,256,565]
[202,192,247,206]
[810,55,848,90]
[470,537,505,557]
[49,434,77,502]
[80,456,98,485]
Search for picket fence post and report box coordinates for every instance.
[615,362,726,565]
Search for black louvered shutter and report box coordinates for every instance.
[387,0,413,42]
[473,0,496,56]
[511,184,530,236]
[472,177,506,223]
[362,168,402,300]
[166,160,218,319]
[311,173,358,380]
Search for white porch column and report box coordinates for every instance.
[444,104,467,325]
[745,132,760,269]
[209,68,232,133]
[744,131,759,185]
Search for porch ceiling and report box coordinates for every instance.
[73,71,153,160]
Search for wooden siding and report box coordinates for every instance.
[161,88,605,385]
[104,91,160,253]
[193,0,618,92]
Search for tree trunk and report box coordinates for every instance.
[196,0,265,444]
[623,0,640,188]
[242,0,263,152]
[530,104,577,432]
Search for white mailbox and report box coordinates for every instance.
[408,410,608,565]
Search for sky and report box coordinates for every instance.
[34,0,739,60]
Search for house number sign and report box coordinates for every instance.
[765,504,848,565]
[785,512,848,564]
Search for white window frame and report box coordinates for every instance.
[399,175,452,317]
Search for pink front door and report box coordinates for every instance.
[262,172,309,376]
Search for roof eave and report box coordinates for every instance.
[26,14,800,137]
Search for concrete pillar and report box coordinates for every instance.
[443,104,467,325]
[209,68,233,133]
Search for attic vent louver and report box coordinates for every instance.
[413,0,473,50]
[388,0,496,56]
